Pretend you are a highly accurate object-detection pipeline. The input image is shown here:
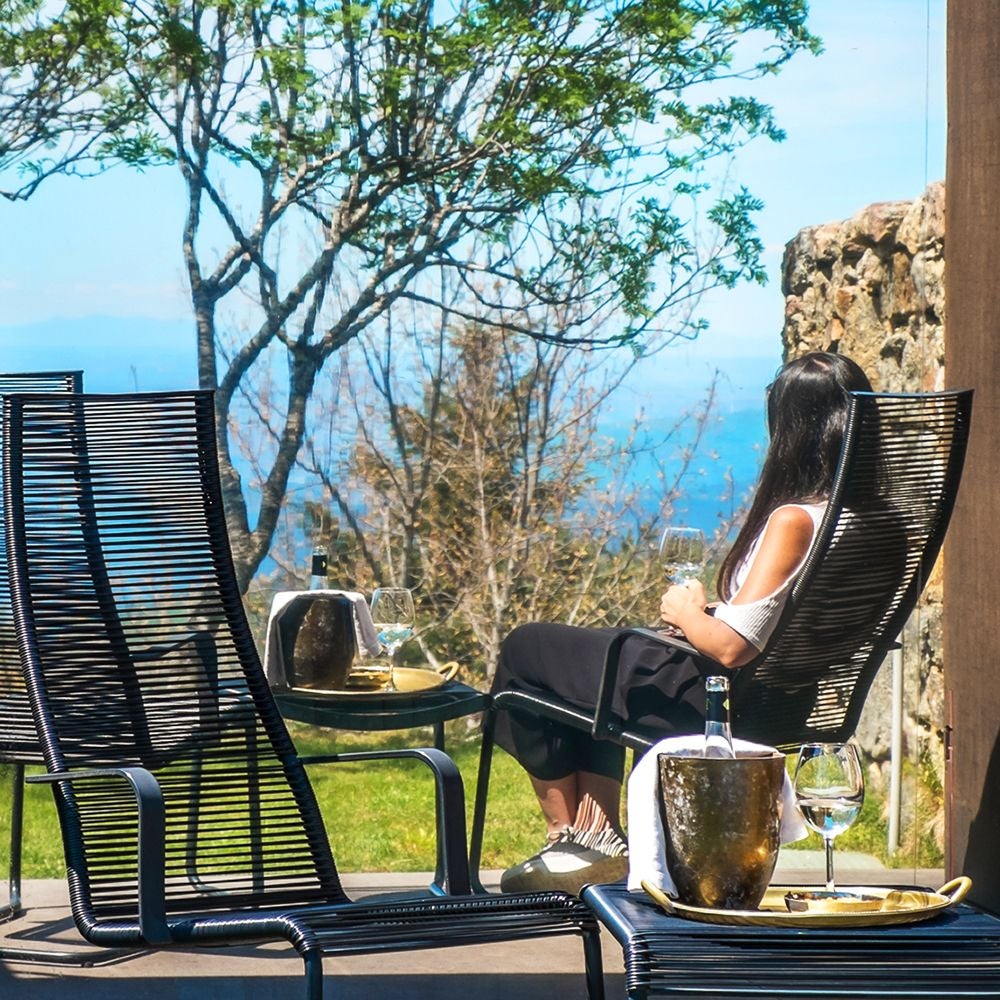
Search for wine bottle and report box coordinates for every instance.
[308,548,328,590]
[703,675,735,758]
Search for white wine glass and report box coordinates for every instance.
[658,525,706,585]
[369,587,415,692]
[793,742,865,893]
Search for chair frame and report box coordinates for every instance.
[2,389,604,998]
[0,370,82,925]
[469,389,973,880]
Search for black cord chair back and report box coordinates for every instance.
[0,371,82,762]
[730,390,972,747]
[3,390,343,918]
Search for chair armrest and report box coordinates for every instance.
[592,627,710,742]
[299,748,471,895]
[28,766,171,945]
[616,626,702,658]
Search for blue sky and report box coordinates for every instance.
[0,1,945,410]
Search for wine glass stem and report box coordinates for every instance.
[824,836,835,893]
[383,646,398,691]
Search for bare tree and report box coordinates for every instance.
[283,299,737,681]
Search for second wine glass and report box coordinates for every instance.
[369,587,415,692]
[658,525,706,585]
[793,742,864,894]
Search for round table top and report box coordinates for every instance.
[274,678,489,731]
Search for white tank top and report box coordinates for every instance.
[712,501,827,652]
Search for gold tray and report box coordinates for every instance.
[291,663,459,699]
[640,877,972,928]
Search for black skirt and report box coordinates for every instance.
[490,622,710,782]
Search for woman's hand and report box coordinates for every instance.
[660,580,707,625]
[657,579,756,669]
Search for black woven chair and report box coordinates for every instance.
[0,370,82,921]
[1,390,604,999]
[469,390,973,878]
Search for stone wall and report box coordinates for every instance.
[780,180,946,852]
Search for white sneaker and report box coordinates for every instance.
[499,827,628,895]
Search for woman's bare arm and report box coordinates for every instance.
[659,506,815,668]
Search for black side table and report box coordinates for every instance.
[275,680,490,753]
[582,880,1000,998]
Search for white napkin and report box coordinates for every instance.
[263,590,383,690]
[626,734,808,893]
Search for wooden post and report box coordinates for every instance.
[945,0,1000,914]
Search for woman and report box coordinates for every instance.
[492,352,874,895]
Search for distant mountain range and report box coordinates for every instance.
[0,316,196,392]
[0,315,766,537]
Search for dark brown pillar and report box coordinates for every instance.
[945,0,1000,913]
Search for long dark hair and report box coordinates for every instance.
[717,352,874,600]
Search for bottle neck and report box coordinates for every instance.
[704,675,734,758]
[705,686,730,729]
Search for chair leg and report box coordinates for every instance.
[1,763,24,919]
[468,706,496,894]
[245,728,264,895]
[183,719,263,896]
[583,924,606,1000]
[302,948,324,1000]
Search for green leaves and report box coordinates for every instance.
[2,0,820,586]
[3,0,819,321]
[1,0,138,197]
[707,187,766,287]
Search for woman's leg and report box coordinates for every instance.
[492,622,706,894]
[526,769,625,839]
[492,623,620,779]
[574,771,625,839]
[492,623,710,893]
[502,765,628,895]
[528,772,579,837]
[492,623,629,842]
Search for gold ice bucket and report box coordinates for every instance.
[657,750,785,910]
[278,594,357,690]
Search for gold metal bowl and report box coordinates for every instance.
[785,890,883,913]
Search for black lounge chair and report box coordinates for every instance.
[1,390,604,999]
[0,370,82,921]
[470,389,973,877]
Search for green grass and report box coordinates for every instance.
[2,726,942,878]
[294,722,556,871]
[1,723,549,878]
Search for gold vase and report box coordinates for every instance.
[657,751,786,910]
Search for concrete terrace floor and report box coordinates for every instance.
[1,852,946,999]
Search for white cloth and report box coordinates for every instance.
[626,735,808,894]
[712,501,827,651]
[263,590,383,690]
